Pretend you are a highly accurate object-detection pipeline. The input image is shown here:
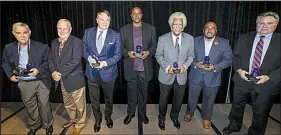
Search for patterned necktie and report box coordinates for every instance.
[175,37,180,55]
[59,41,65,56]
[251,36,265,72]
[97,31,103,54]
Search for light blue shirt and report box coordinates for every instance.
[249,33,272,73]
[18,40,30,69]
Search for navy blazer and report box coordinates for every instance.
[189,36,233,87]
[2,40,51,89]
[82,27,121,82]
[232,32,280,95]
[48,35,85,92]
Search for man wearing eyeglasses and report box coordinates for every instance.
[184,21,232,129]
[223,11,280,135]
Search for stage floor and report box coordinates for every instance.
[1,102,280,134]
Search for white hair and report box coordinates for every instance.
[168,12,187,29]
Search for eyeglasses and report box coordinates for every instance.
[204,27,216,31]
[257,22,275,27]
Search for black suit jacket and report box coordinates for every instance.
[2,40,51,89]
[120,22,157,81]
[48,35,85,92]
[232,32,280,95]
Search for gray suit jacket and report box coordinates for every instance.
[188,36,232,87]
[155,32,194,85]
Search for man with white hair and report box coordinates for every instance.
[48,19,86,135]
[155,12,194,130]
[2,22,53,135]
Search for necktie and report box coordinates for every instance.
[175,37,180,55]
[59,42,65,56]
[251,36,265,72]
[97,31,103,54]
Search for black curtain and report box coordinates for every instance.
[1,1,280,103]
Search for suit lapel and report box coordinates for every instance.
[128,24,134,50]
[208,37,219,58]
[58,36,72,61]
[260,33,277,69]
[168,32,176,54]
[91,28,98,55]
[101,29,112,54]
[198,37,205,59]
[14,42,19,66]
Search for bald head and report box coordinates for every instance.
[203,22,217,39]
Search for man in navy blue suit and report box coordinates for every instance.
[184,22,232,129]
[2,22,53,135]
[82,10,121,133]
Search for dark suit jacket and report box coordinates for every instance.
[82,27,121,82]
[189,36,232,87]
[232,32,280,95]
[48,35,85,92]
[120,22,157,81]
[2,40,51,89]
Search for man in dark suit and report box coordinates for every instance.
[120,7,157,125]
[155,12,194,130]
[48,19,86,135]
[82,10,121,133]
[2,22,53,135]
[223,11,280,135]
[184,22,232,129]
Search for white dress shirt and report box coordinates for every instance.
[204,37,215,56]
[96,28,108,53]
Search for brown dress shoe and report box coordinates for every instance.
[72,127,82,135]
[184,114,192,122]
[62,122,74,128]
[203,120,211,129]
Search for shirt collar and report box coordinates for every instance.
[256,32,273,39]
[97,27,108,35]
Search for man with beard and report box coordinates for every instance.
[155,12,194,130]
[223,11,280,135]
[184,21,232,129]
[120,7,157,125]
[82,10,121,133]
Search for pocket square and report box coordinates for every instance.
[108,42,114,44]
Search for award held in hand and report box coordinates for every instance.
[203,56,211,68]
[246,68,260,82]
[13,63,36,80]
[134,45,142,58]
[91,55,100,67]
[172,62,180,74]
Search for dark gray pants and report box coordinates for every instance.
[186,81,218,120]
[158,80,186,121]
[88,72,116,121]
[18,80,53,129]
[126,71,148,118]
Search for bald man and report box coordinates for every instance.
[120,7,157,125]
[184,22,232,129]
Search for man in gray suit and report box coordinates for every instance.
[155,12,194,130]
[184,22,232,129]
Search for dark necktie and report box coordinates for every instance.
[251,36,265,72]
[175,37,180,55]
[59,41,65,56]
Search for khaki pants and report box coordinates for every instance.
[61,87,86,128]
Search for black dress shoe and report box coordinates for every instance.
[223,126,238,134]
[105,117,113,128]
[124,114,135,125]
[158,120,165,130]
[142,115,149,124]
[94,119,102,132]
[27,125,42,135]
[172,119,180,129]
[46,126,53,135]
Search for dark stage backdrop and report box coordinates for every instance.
[1,1,280,103]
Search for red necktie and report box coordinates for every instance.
[251,36,265,72]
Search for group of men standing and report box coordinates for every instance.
[2,6,280,135]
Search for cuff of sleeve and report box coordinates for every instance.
[104,61,108,66]
[165,66,170,73]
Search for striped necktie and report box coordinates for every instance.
[251,36,265,72]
